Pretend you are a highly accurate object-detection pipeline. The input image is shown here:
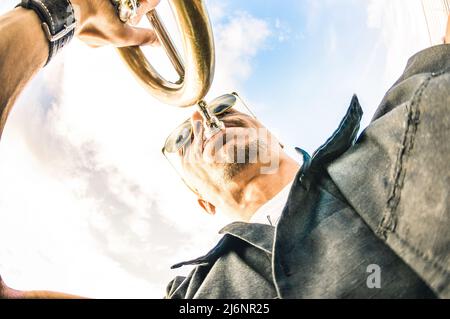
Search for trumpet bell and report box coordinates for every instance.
[116,0,215,108]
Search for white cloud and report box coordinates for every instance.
[367,0,448,88]
[275,18,292,43]
[0,1,14,13]
[0,2,271,298]
[210,11,271,95]
[327,25,338,54]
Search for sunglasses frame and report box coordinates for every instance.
[163,93,257,154]
[161,92,257,193]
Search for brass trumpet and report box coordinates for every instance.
[117,0,224,136]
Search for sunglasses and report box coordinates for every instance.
[163,93,255,154]
[161,93,283,193]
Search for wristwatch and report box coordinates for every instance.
[17,0,77,65]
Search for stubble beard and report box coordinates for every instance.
[211,139,267,184]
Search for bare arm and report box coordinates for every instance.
[0,0,159,140]
[0,8,47,139]
[0,0,160,299]
[0,275,84,299]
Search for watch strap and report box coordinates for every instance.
[17,0,76,65]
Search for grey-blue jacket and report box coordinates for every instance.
[166,45,450,299]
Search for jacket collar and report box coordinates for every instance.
[171,223,274,269]
[219,222,274,254]
[301,94,363,182]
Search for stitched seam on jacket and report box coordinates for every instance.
[377,74,432,238]
[390,231,450,293]
[388,70,450,292]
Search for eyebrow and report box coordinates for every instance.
[222,117,249,128]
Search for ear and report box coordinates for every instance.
[197,198,216,216]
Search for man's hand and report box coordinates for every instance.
[71,0,161,47]
[0,0,161,138]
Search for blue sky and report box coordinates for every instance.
[0,0,447,298]
[209,0,388,153]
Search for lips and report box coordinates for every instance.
[203,127,255,163]
[202,122,245,150]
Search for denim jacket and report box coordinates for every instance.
[166,45,449,299]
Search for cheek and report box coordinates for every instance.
[182,159,211,190]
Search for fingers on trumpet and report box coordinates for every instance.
[110,0,138,23]
[117,24,159,47]
[110,0,158,25]
[106,0,160,47]
[130,0,161,26]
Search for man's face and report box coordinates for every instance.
[179,108,282,204]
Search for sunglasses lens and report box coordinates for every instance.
[209,94,237,115]
[165,122,192,153]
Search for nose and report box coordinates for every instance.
[191,110,204,122]
[190,111,204,139]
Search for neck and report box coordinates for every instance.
[224,155,301,221]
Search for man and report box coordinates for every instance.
[0,1,449,299]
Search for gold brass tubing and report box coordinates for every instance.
[147,10,185,80]
[116,0,215,108]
